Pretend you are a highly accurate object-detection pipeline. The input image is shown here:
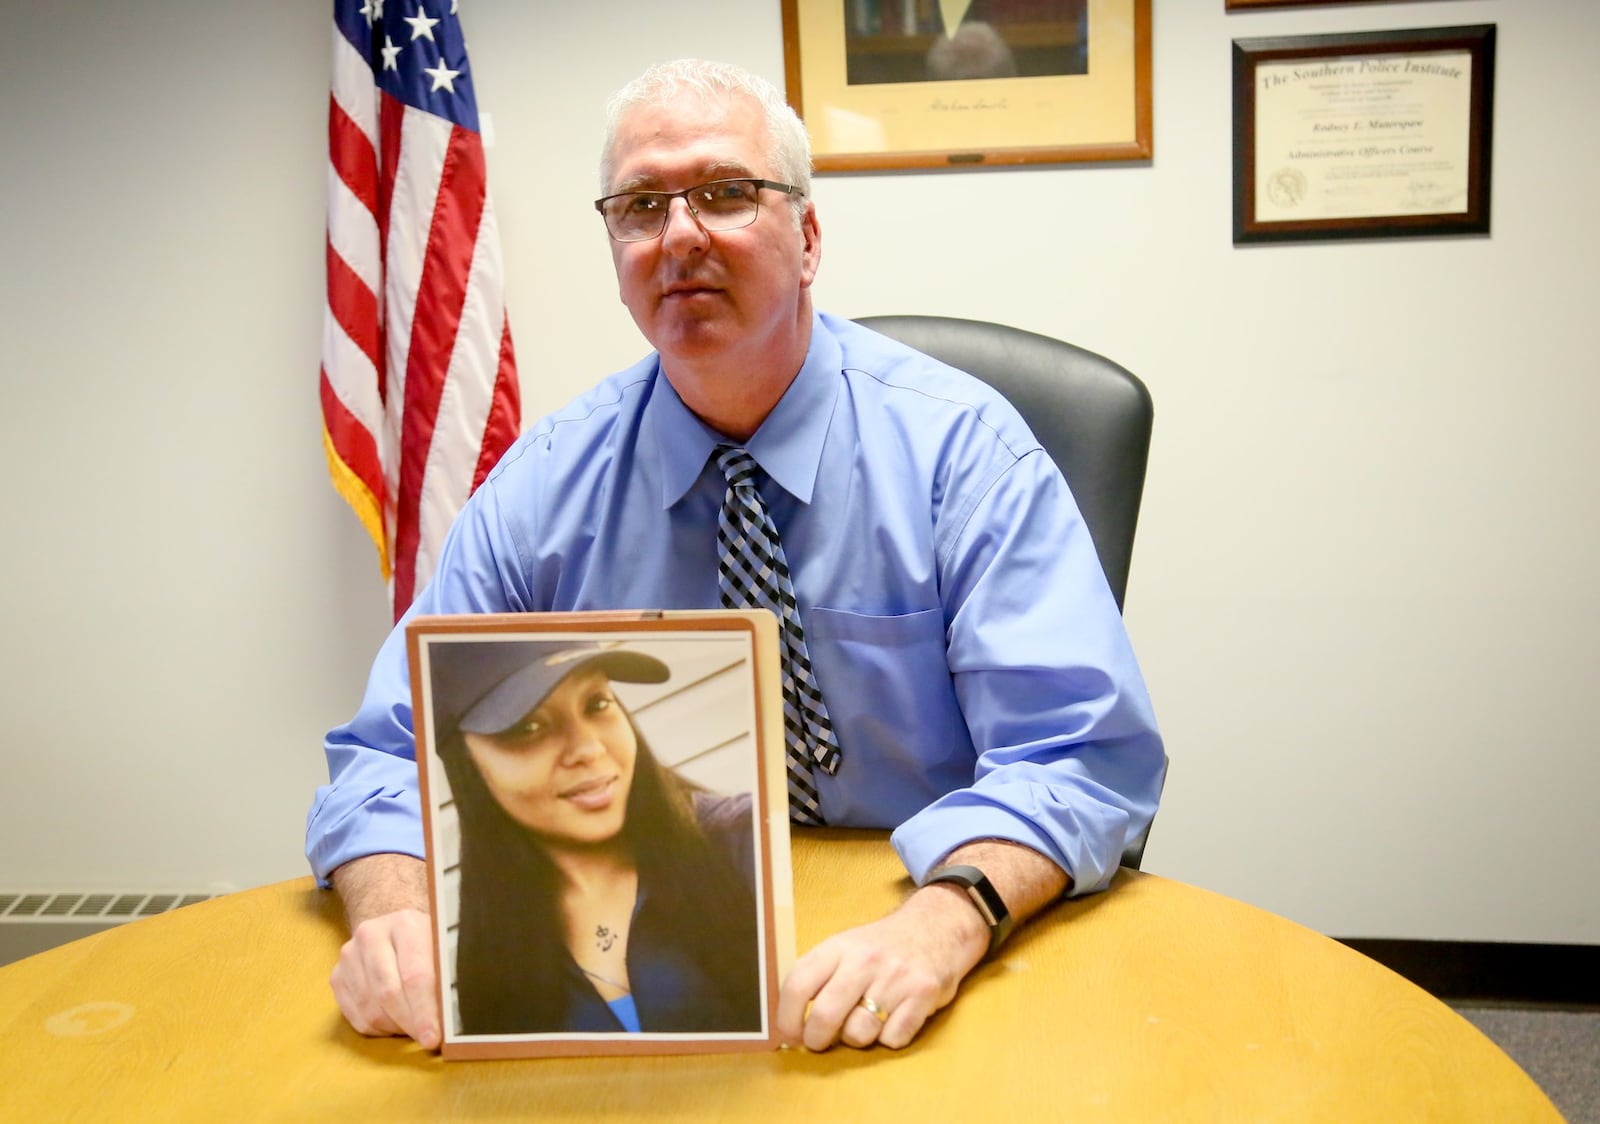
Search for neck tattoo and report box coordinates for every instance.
[595,923,619,952]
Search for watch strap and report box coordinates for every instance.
[925,864,1013,956]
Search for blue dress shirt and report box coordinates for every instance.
[307,312,1165,895]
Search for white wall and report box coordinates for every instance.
[1,0,1594,943]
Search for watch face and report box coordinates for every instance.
[961,883,1001,927]
[929,865,1010,952]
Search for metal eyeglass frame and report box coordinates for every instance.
[593,178,803,242]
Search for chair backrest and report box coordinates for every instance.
[856,315,1153,610]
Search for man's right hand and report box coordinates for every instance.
[328,854,440,1049]
[330,907,440,1047]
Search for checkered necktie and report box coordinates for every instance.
[714,445,840,825]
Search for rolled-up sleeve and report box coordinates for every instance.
[305,474,531,885]
[890,449,1166,894]
[305,622,425,884]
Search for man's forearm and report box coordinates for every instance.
[918,838,1072,945]
[330,852,429,930]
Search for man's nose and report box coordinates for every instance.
[660,195,710,254]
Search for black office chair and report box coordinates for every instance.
[855,315,1159,867]
[856,315,1153,610]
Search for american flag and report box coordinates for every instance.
[321,0,520,621]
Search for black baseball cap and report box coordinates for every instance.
[433,640,670,736]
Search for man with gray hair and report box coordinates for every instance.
[310,58,1163,1052]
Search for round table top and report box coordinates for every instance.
[0,830,1560,1121]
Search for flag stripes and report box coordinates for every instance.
[321,1,519,620]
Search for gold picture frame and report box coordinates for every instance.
[782,0,1151,171]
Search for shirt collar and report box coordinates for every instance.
[649,312,841,508]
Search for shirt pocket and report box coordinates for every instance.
[805,606,972,820]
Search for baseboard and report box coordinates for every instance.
[1337,938,1600,1010]
[0,890,217,969]
[0,920,124,967]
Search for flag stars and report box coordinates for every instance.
[405,7,440,42]
[423,58,461,93]
[359,0,385,25]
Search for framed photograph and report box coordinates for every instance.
[781,0,1152,170]
[1233,24,1495,245]
[407,609,793,1059]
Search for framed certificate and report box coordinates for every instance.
[782,0,1151,171]
[1232,24,1496,245]
[408,609,793,1059]
[1226,1,1442,9]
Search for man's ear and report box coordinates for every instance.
[799,203,821,288]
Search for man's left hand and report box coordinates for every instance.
[776,880,988,1050]
[777,839,1072,1050]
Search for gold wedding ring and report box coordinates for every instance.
[857,996,889,1023]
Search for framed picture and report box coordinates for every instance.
[781,0,1151,170]
[407,609,793,1059]
[1232,24,1495,245]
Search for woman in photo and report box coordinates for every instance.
[431,640,761,1035]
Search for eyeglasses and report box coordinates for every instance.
[594,178,803,242]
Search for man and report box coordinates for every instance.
[308,58,1164,1053]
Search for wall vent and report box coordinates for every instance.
[0,890,215,923]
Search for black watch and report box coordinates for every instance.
[925,864,1013,957]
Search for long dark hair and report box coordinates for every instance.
[438,705,759,1033]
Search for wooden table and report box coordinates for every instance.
[0,831,1560,1121]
